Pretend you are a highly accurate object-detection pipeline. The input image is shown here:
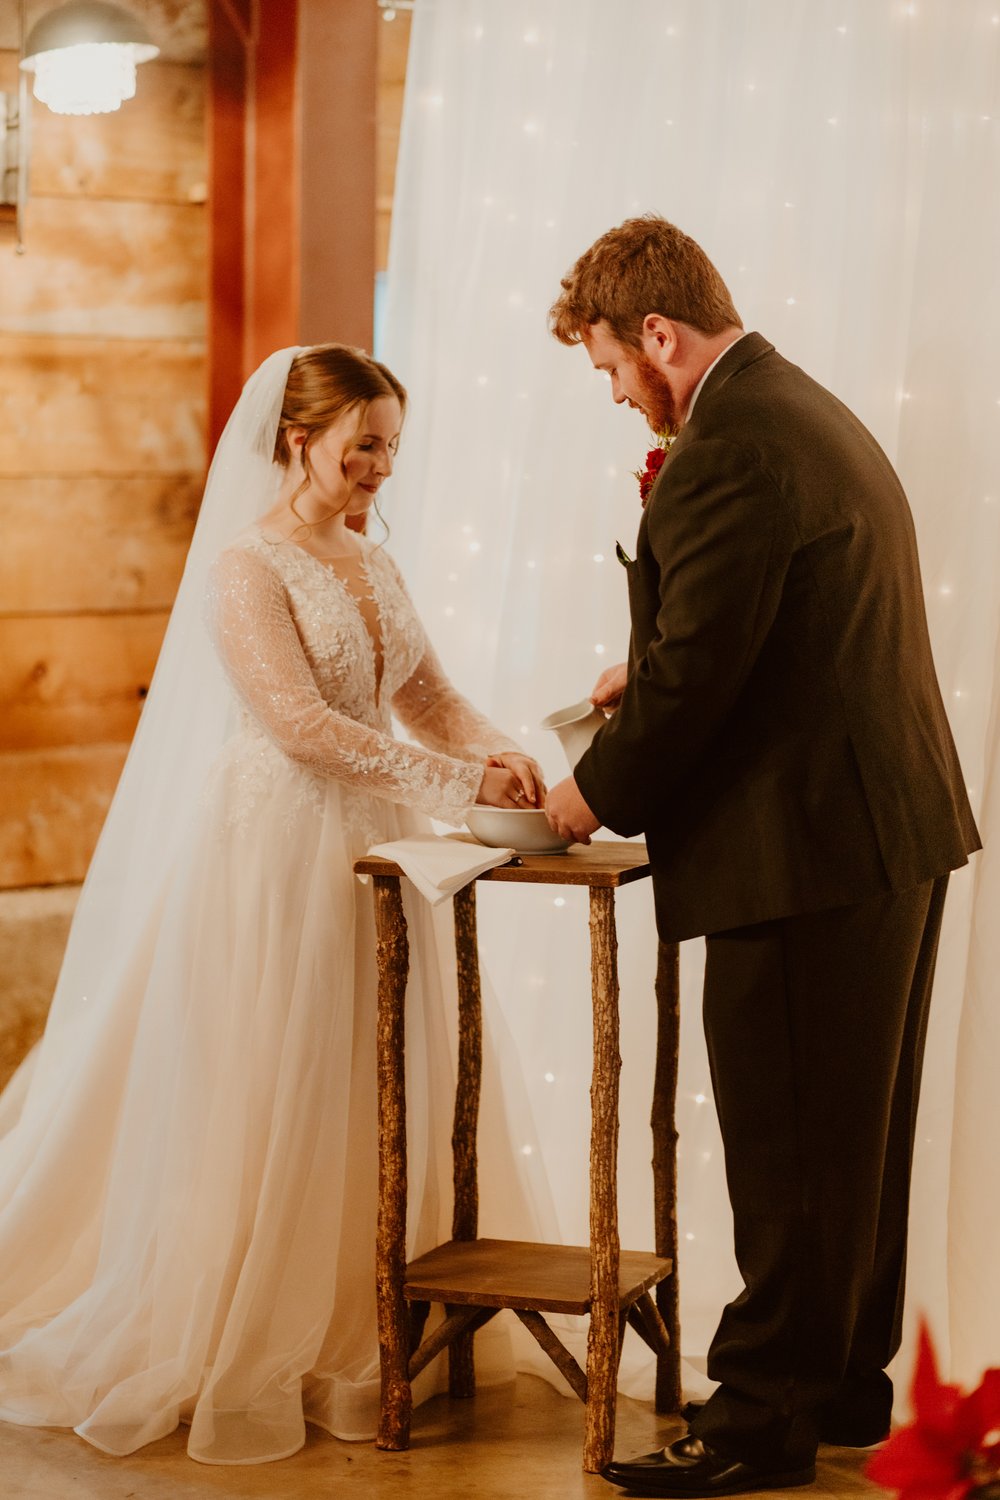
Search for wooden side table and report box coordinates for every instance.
[353,841,681,1473]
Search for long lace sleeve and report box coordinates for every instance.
[385,558,522,760]
[392,637,522,759]
[206,547,484,822]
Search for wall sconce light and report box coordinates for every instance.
[21,1,160,116]
[1,2,159,254]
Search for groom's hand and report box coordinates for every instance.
[545,776,600,845]
[591,661,628,712]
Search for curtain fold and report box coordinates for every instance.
[382,0,1000,1392]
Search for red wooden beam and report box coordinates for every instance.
[208,0,378,447]
[249,0,300,371]
[207,0,249,451]
[298,0,377,351]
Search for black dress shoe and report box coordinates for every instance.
[601,1435,816,1496]
[679,1399,889,1449]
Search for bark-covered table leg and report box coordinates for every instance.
[374,875,412,1451]
[584,887,622,1473]
[449,883,482,1398]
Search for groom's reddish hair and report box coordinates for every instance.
[549,215,741,350]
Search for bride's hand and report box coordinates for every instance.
[476,767,531,808]
[484,751,547,806]
[591,662,628,713]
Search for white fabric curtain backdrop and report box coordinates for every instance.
[381,0,1000,1396]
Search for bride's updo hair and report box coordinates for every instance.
[273,343,407,471]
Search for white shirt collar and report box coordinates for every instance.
[683,332,750,424]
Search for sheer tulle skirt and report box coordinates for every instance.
[0,755,529,1463]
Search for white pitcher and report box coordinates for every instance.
[540,698,608,769]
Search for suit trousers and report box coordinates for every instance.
[687,875,949,1468]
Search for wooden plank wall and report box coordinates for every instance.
[0,42,207,888]
[0,3,405,891]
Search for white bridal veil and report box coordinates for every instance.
[0,347,303,1142]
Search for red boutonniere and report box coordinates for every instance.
[866,1320,1000,1500]
[634,431,676,507]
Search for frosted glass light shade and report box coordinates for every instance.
[20,2,158,117]
[30,43,138,115]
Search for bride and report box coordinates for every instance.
[0,344,546,1465]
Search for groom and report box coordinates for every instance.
[544,216,980,1497]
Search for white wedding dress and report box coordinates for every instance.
[0,527,536,1464]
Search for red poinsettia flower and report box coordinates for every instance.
[866,1322,1000,1500]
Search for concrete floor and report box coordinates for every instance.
[0,1374,884,1500]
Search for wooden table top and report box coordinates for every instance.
[354,839,651,888]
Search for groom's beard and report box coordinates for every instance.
[633,354,680,437]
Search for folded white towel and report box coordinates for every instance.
[365,834,516,905]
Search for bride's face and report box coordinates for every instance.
[301,395,402,517]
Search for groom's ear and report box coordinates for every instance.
[640,314,680,369]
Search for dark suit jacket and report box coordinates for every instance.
[574,333,980,942]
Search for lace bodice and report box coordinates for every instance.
[205,530,519,825]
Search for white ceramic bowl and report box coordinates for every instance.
[465,806,572,854]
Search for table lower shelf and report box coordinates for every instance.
[404,1237,673,1315]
